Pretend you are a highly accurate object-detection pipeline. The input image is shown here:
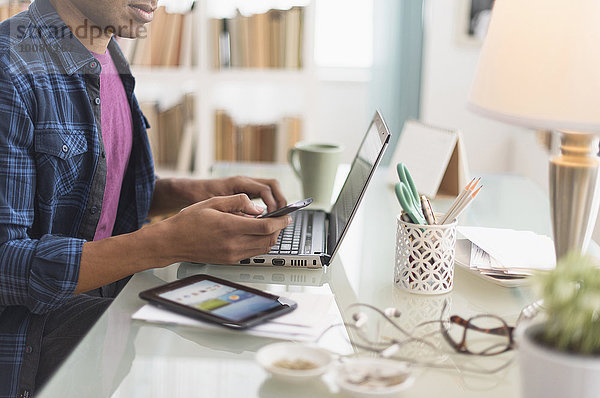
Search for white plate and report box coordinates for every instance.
[335,357,415,398]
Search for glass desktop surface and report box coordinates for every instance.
[39,166,589,398]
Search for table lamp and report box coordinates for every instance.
[468,0,600,259]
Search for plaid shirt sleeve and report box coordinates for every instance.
[0,64,84,315]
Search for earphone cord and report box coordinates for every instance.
[313,316,514,375]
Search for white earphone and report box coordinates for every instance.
[381,343,400,358]
[352,312,368,328]
[384,307,401,318]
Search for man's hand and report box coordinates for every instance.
[149,176,287,218]
[77,194,290,293]
[203,176,287,212]
[161,194,291,264]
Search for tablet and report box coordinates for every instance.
[139,274,297,329]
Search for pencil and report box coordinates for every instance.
[446,185,483,222]
[440,178,478,224]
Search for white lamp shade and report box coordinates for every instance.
[468,0,600,133]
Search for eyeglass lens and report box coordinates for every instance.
[461,315,511,355]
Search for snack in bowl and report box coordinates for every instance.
[273,358,319,371]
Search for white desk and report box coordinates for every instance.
[40,167,568,397]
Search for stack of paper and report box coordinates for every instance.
[457,226,556,277]
[132,292,353,354]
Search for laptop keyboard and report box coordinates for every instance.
[269,211,312,255]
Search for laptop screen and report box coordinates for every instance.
[327,111,391,257]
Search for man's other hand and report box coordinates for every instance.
[149,176,288,218]
[202,176,287,212]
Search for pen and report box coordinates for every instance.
[420,195,436,225]
[400,212,413,223]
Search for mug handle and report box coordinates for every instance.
[288,147,302,179]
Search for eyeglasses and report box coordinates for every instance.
[438,302,515,356]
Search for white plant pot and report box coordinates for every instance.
[518,323,600,398]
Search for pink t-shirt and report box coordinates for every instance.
[92,50,133,241]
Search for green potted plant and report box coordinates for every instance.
[518,253,600,398]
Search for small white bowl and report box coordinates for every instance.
[335,357,415,398]
[255,342,333,383]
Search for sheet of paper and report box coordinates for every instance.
[470,243,507,272]
[469,243,492,270]
[132,292,352,354]
[458,226,556,272]
[454,239,529,287]
[268,293,333,327]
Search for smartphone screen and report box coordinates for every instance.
[256,198,313,219]
[158,279,281,322]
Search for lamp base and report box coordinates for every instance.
[549,132,600,260]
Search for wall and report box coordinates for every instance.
[420,0,549,182]
[311,79,370,163]
[369,0,423,165]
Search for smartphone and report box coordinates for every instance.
[256,198,313,219]
[139,274,297,329]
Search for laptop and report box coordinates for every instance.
[237,110,391,268]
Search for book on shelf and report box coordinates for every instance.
[286,6,304,68]
[122,4,196,68]
[211,6,304,69]
[176,95,196,173]
[214,110,302,164]
[249,11,268,68]
[0,0,29,22]
[268,9,284,68]
[141,94,196,173]
[235,11,251,68]
[178,6,196,68]
[210,18,231,69]
[276,116,303,163]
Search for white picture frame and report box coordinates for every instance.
[389,120,469,198]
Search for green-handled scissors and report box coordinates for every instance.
[397,163,419,203]
[395,163,426,224]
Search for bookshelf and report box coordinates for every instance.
[130,0,318,177]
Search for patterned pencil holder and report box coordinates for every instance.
[394,214,457,295]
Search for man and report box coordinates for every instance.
[0,0,292,396]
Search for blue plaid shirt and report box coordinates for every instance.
[0,1,155,396]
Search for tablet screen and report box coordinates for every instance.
[158,279,281,322]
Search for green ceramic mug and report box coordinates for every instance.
[288,142,344,206]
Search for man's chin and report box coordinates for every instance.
[113,23,149,40]
[114,31,136,39]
